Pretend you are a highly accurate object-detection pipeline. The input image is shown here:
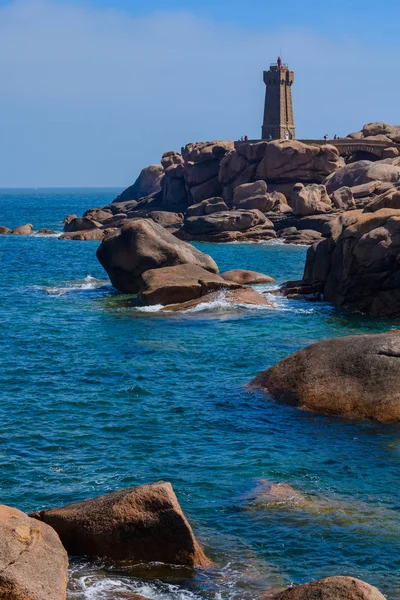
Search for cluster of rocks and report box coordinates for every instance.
[56,125,400,246]
[0,479,388,599]
[0,224,56,235]
[96,217,273,309]
[0,481,208,599]
[347,121,400,151]
[283,183,400,316]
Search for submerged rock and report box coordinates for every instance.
[0,505,68,600]
[139,264,239,306]
[30,481,210,567]
[96,219,218,294]
[36,228,57,235]
[220,269,275,285]
[250,333,400,422]
[267,577,386,600]
[162,287,272,312]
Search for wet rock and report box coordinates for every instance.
[11,224,34,235]
[113,165,164,203]
[96,218,218,294]
[0,504,68,600]
[63,217,100,233]
[186,197,228,217]
[163,287,272,312]
[250,332,400,422]
[36,228,57,235]
[139,264,239,306]
[220,269,275,285]
[289,183,332,216]
[31,481,210,566]
[0,226,11,234]
[269,576,386,600]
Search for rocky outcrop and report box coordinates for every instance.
[113,165,164,203]
[149,211,183,233]
[220,269,275,285]
[36,228,57,235]
[31,481,210,567]
[63,216,100,233]
[96,218,218,294]
[347,121,400,143]
[0,505,68,600]
[363,186,400,212]
[139,264,239,306]
[182,141,234,205]
[289,183,332,216]
[12,224,33,235]
[268,577,386,600]
[301,208,400,315]
[256,141,341,183]
[184,208,268,236]
[0,226,11,234]
[325,159,400,194]
[250,333,400,422]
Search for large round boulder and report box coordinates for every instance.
[250,333,400,422]
[30,481,210,567]
[96,218,218,293]
[268,577,386,600]
[0,505,68,600]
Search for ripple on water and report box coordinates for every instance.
[1,191,400,599]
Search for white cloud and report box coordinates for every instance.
[0,0,399,186]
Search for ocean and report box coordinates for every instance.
[1,188,399,599]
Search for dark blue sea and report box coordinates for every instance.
[1,188,400,599]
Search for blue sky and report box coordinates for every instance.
[0,0,399,186]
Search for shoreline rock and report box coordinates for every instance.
[0,504,68,600]
[250,333,400,422]
[30,481,211,567]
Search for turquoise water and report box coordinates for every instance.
[1,189,400,600]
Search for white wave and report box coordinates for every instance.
[36,275,110,296]
[33,231,62,238]
[68,572,204,600]
[132,304,165,313]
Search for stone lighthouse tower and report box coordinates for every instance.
[262,57,295,140]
